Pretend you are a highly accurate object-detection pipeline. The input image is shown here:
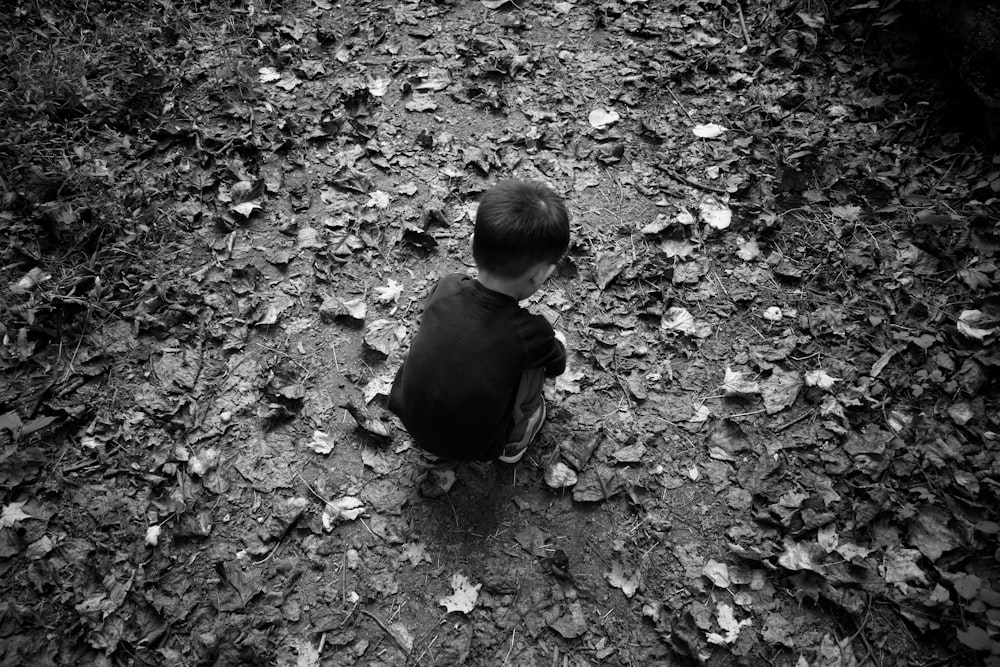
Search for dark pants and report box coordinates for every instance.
[504,368,546,449]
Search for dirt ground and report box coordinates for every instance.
[2,0,999,666]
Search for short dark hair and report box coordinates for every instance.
[472,179,570,279]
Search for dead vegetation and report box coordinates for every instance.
[1,1,998,666]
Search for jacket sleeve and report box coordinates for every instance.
[518,312,567,377]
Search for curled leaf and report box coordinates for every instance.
[692,123,727,138]
[544,461,578,488]
[588,107,620,129]
[322,497,365,530]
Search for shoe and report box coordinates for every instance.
[498,400,546,464]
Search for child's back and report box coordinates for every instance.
[388,179,570,462]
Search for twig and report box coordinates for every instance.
[251,538,282,564]
[297,473,332,505]
[774,409,813,433]
[342,549,348,606]
[664,85,694,124]
[360,609,411,657]
[729,408,766,418]
[735,2,752,48]
[501,629,516,666]
[655,164,729,195]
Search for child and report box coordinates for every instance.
[388,179,570,463]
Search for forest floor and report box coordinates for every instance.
[1,0,999,665]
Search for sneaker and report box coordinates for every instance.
[498,400,546,464]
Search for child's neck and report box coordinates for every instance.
[477,270,534,302]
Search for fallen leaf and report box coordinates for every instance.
[760,368,802,414]
[611,444,646,464]
[293,639,320,667]
[804,369,839,389]
[375,279,403,304]
[309,430,336,455]
[662,307,713,337]
[544,461,578,488]
[400,542,431,567]
[439,573,480,614]
[692,123,727,138]
[606,561,640,598]
[405,94,438,112]
[259,67,282,83]
[879,547,928,590]
[707,602,751,645]
[956,626,993,652]
[297,226,324,249]
[319,296,367,323]
[1,501,34,528]
[736,237,761,261]
[549,602,588,638]
[957,310,996,340]
[588,107,620,129]
[702,559,731,588]
[699,197,732,229]
[908,506,959,562]
[777,538,822,572]
[188,447,219,476]
[256,295,296,326]
[230,201,262,218]
[595,252,630,289]
[419,468,456,497]
[367,190,391,209]
[388,622,414,653]
[722,367,761,398]
[322,497,366,530]
[363,373,394,404]
[551,367,585,395]
[411,67,452,92]
[364,319,406,356]
[762,306,783,321]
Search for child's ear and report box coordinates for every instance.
[540,263,557,282]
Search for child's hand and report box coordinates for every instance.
[554,330,567,347]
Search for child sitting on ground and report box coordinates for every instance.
[388,179,569,463]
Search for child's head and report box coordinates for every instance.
[473,179,570,280]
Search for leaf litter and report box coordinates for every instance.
[1,0,998,665]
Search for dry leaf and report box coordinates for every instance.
[400,542,431,567]
[363,373,394,404]
[692,123,727,138]
[662,307,713,337]
[722,367,761,398]
[439,573,480,614]
[322,497,365,530]
[595,252,630,289]
[760,368,802,414]
[699,197,732,229]
[364,319,406,356]
[736,237,761,260]
[588,107,620,129]
[957,310,996,340]
[606,561,640,598]
[544,461,578,488]
[707,603,752,645]
[804,369,840,389]
[762,306,783,321]
[309,430,336,455]
[702,559,731,588]
[375,279,403,304]
[1,501,34,528]
[549,602,588,638]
